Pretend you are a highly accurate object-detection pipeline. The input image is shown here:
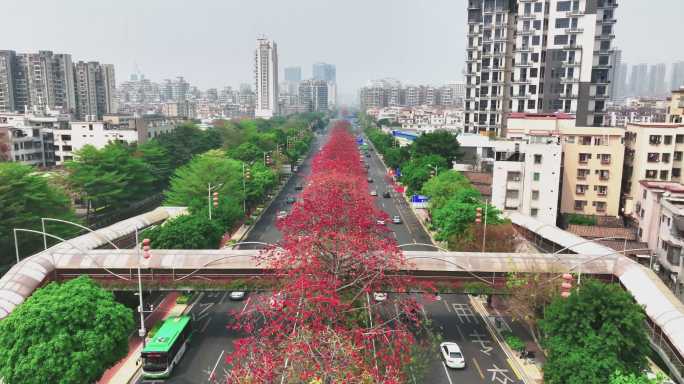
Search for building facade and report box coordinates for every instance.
[298,79,329,113]
[465,0,618,135]
[254,38,279,119]
[667,87,684,124]
[312,63,336,83]
[623,122,684,216]
[53,121,138,164]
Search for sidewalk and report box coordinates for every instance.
[470,295,544,384]
[98,292,185,384]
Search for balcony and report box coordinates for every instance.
[560,93,579,99]
[563,44,582,50]
[518,29,535,35]
[565,27,584,34]
[567,10,585,17]
[577,173,589,180]
[593,93,610,100]
[598,17,616,24]
[595,34,616,40]
[519,13,536,20]
[562,61,581,67]
[516,62,534,67]
[561,77,580,84]
[517,45,532,52]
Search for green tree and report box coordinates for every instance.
[541,280,650,384]
[383,146,411,170]
[431,187,502,240]
[399,154,448,196]
[143,213,224,249]
[66,143,156,215]
[0,163,77,273]
[411,130,462,168]
[245,162,278,206]
[0,276,134,383]
[421,170,472,211]
[135,140,172,190]
[229,142,264,163]
[155,123,222,168]
[164,150,244,213]
[610,371,665,384]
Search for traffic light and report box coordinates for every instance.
[266,154,272,165]
[560,273,573,298]
[245,168,252,180]
[142,238,151,259]
[475,207,482,224]
[212,191,219,208]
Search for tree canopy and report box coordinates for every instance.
[399,154,448,196]
[431,187,503,241]
[0,276,134,383]
[540,280,650,384]
[143,213,224,249]
[421,170,472,211]
[411,130,462,168]
[0,163,77,273]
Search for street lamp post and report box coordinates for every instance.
[134,228,151,344]
[207,183,223,220]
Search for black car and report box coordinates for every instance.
[286,196,296,204]
[295,184,303,190]
[365,153,370,158]
[382,191,391,198]
[367,177,373,183]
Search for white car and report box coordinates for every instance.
[277,210,288,220]
[370,190,377,196]
[392,215,402,224]
[373,292,387,302]
[440,342,466,369]
[229,291,246,301]
[376,219,385,225]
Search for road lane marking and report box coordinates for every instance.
[441,361,454,384]
[200,317,212,333]
[472,358,485,379]
[220,291,228,304]
[240,297,251,315]
[392,232,397,239]
[443,299,452,313]
[507,358,522,380]
[209,350,225,381]
[455,323,465,340]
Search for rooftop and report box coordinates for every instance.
[508,112,575,120]
[567,224,637,241]
[639,180,684,194]
[627,122,684,129]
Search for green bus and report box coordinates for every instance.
[141,315,193,379]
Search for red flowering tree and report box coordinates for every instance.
[225,122,434,383]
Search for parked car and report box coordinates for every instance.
[392,215,402,224]
[286,196,296,204]
[440,342,466,369]
[295,184,303,190]
[370,190,377,196]
[365,153,370,158]
[229,291,246,301]
[277,211,288,219]
[373,292,388,302]
[382,191,391,198]
[367,177,373,183]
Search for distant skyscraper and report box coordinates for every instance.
[630,64,648,97]
[648,63,667,97]
[284,67,301,82]
[671,61,684,91]
[254,37,279,119]
[312,63,336,83]
[74,61,116,120]
[298,79,328,112]
[0,50,16,112]
[610,50,625,101]
[12,51,76,114]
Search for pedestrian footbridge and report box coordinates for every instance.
[1,207,683,382]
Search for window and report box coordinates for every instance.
[675,152,683,161]
[676,134,684,143]
[665,135,673,145]
[600,154,611,164]
[533,20,541,30]
[643,190,648,199]
[565,135,575,143]
[595,202,606,212]
[532,35,540,46]
[649,135,662,145]
[647,153,660,162]
[576,185,588,195]
[533,172,540,181]
[506,189,519,199]
[531,208,539,217]
[534,155,543,165]
[577,169,590,179]
[530,68,538,78]
[663,153,671,163]
[534,2,542,12]
[555,18,570,29]
[674,168,681,178]
[660,170,669,180]
[554,35,569,45]
[507,171,521,181]
[574,200,586,211]
[599,170,610,180]
[557,1,571,11]
[579,153,591,163]
[597,186,608,196]
[60,134,71,141]
[532,190,539,200]
[581,136,592,145]
[645,170,657,179]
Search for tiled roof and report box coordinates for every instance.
[567,224,637,241]
[596,240,650,256]
[461,171,492,185]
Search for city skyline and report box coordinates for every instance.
[3,0,682,102]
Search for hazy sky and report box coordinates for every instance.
[2,0,683,101]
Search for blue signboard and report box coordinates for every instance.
[395,168,401,177]
[411,195,430,203]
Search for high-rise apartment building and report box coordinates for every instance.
[630,64,648,97]
[73,61,115,120]
[298,79,329,113]
[284,67,301,82]
[648,63,667,97]
[0,51,15,112]
[465,0,618,135]
[11,51,76,114]
[610,50,626,101]
[254,38,279,119]
[670,61,684,92]
[312,63,336,83]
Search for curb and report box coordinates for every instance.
[237,172,293,243]
[469,295,538,384]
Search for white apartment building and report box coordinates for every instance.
[53,121,138,164]
[255,38,279,119]
[0,114,55,167]
[623,123,684,216]
[465,0,618,135]
[491,133,562,225]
